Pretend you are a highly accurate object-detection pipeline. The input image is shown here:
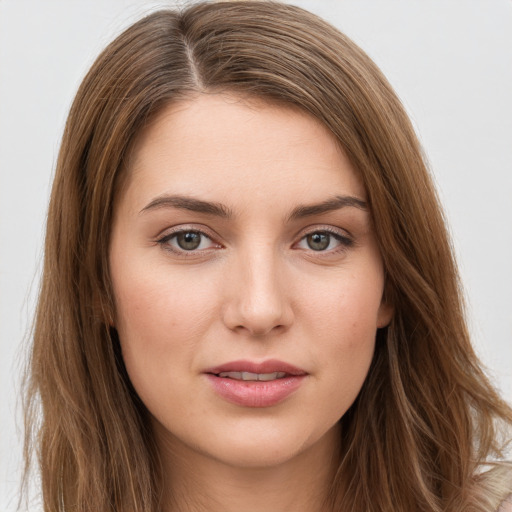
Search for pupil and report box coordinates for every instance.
[177,232,201,250]
[307,232,330,251]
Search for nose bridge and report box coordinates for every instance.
[225,241,291,336]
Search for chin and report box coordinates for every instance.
[211,441,307,470]
[200,419,339,470]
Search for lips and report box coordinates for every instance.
[217,371,287,381]
[204,359,308,407]
[205,359,308,377]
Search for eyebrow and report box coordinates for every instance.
[287,195,368,221]
[139,194,367,219]
[140,195,233,217]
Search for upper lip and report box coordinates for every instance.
[204,359,308,376]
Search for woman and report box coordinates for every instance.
[23,1,512,511]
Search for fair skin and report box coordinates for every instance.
[109,93,392,512]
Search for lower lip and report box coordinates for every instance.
[205,374,306,407]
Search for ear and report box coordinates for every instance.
[93,290,116,328]
[105,300,116,328]
[377,300,393,328]
[106,310,115,328]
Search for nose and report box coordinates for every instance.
[222,248,294,337]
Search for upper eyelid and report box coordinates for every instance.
[156,224,218,241]
[295,224,353,240]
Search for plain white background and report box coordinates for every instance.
[1,1,511,509]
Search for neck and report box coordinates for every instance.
[156,424,341,512]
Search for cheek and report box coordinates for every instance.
[302,265,384,338]
[110,257,219,395]
[298,266,383,393]
[112,255,216,338]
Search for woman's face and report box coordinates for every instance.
[110,94,392,469]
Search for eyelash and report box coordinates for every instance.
[295,227,354,254]
[156,226,220,256]
[156,226,354,257]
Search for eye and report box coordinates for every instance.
[158,229,218,253]
[295,230,353,252]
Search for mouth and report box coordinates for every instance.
[204,359,308,378]
[204,359,308,407]
[215,371,288,381]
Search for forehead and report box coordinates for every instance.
[123,93,366,212]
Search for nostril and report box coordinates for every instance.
[233,323,285,337]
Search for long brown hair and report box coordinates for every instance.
[24,2,512,511]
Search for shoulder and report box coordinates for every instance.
[498,495,512,512]
[473,463,512,512]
